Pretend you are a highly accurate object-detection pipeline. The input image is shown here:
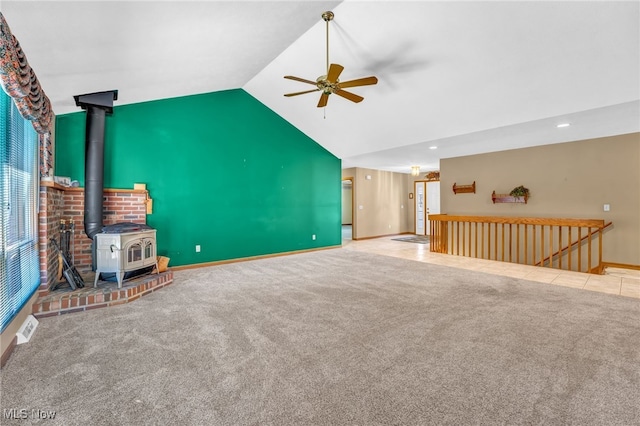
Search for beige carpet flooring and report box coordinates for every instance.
[1,249,639,425]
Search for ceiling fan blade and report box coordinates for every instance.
[317,93,329,108]
[284,75,318,86]
[284,89,320,97]
[327,63,344,83]
[338,76,378,89]
[334,89,364,103]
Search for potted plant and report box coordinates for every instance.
[509,185,530,201]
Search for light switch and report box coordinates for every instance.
[603,204,610,212]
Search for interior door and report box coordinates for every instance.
[414,181,426,235]
[426,181,441,235]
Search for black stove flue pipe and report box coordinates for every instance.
[73,90,118,239]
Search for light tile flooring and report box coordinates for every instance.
[341,233,640,299]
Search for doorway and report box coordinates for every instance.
[414,180,441,235]
[341,178,354,241]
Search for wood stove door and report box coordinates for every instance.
[142,238,156,267]
[125,240,145,272]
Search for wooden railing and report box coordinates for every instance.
[429,215,609,274]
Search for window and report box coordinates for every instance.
[0,88,40,332]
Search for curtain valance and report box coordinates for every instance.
[0,12,52,135]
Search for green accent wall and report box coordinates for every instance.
[55,89,341,266]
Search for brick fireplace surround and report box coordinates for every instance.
[35,181,173,318]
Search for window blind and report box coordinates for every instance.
[0,88,40,332]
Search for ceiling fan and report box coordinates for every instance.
[284,11,378,108]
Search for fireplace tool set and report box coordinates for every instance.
[49,219,85,291]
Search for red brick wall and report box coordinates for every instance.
[39,185,64,293]
[39,184,148,290]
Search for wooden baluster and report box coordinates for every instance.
[493,223,498,260]
[462,222,466,257]
[474,222,478,258]
[456,221,460,256]
[549,225,553,268]
[587,226,591,274]
[443,221,446,253]
[509,224,513,263]
[558,226,562,270]
[524,224,528,265]
[516,224,520,264]
[501,223,505,261]
[430,220,435,252]
[533,225,537,266]
[468,221,472,257]
[578,227,582,272]
[598,225,603,274]
[481,223,485,259]
[429,219,433,246]
[450,222,454,255]
[568,226,572,271]
[541,225,545,267]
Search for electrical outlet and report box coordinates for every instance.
[195,245,201,252]
[312,234,316,240]
[603,204,610,212]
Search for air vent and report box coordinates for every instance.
[16,315,39,344]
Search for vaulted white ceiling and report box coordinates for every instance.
[3,1,639,173]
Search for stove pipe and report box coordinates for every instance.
[73,90,118,239]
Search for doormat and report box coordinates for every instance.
[391,235,430,244]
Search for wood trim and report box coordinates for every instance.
[40,180,69,191]
[170,245,343,271]
[40,181,147,194]
[65,187,148,194]
[429,214,604,228]
[602,262,640,271]
[353,232,413,241]
[1,335,17,369]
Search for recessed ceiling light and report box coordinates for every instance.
[556,123,571,128]
[429,146,438,150]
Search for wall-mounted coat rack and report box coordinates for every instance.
[452,181,476,194]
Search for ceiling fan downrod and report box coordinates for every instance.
[322,11,334,77]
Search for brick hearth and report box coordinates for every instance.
[32,270,174,318]
[35,181,174,317]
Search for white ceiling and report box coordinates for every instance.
[3,1,639,174]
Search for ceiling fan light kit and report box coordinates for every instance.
[284,11,378,108]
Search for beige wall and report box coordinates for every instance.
[342,167,412,239]
[440,133,640,266]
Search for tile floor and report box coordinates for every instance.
[341,233,640,299]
